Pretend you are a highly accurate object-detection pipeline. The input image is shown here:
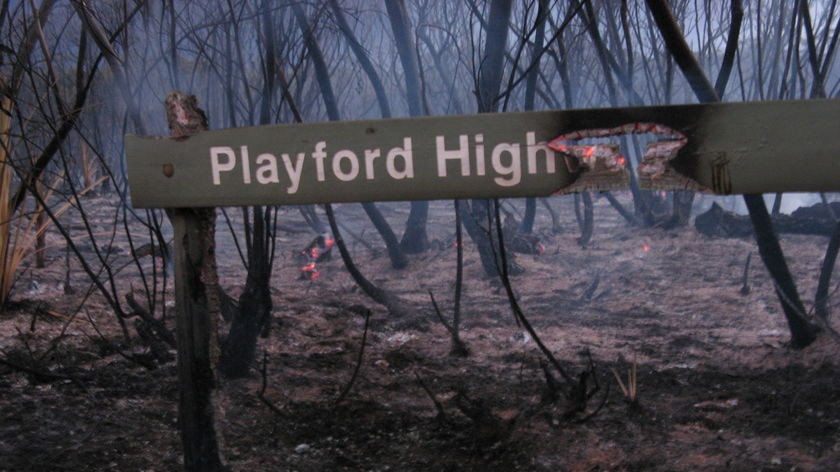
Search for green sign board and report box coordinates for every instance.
[125,99,839,208]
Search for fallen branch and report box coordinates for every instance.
[324,203,410,317]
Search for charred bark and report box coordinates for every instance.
[219,205,275,379]
[744,196,820,347]
[362,203,408,269]
[219,270,272,378]
[329,0,408,267]
[519,0,549,235]
[460,199,521,278]
[467,0,515,278]
[815,221,840,320]
[521,198,537,234]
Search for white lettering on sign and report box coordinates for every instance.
[435,132,556,183]
[386,138,414,179]
[209,138,416,193]
[209,133,552,193]
[436,135,470,176]
[281,153,305,193]
[312,141,328,182]
[526,132,556,174]
[333,149,360,181]
[492,142,520,186]
[255,153,279,184]
[210,146,237,185]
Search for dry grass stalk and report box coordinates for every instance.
[611,354,638,404]
[1,100,107,305]
[1,96,14,305]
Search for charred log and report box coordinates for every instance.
[695,202,840,238]
[503,214,545,255]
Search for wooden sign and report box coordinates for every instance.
[125,98,840,208]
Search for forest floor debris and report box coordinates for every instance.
[1,195,839,471]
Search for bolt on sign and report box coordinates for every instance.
[125,98,839,208]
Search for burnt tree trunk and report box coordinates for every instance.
[467,0,515,278]
[521,198,537,234]
[744,196,820,347]
[815,221,840,320]
[293,1,405,313]
[219,2,279,379]
[296,0,408,268]
[219,205,274,378]
[519,0,549,235]
[460,199,505,277]
[386,0,429,253]
[362,203,408,269]
[646,0,819,347]
[330,1,408,268]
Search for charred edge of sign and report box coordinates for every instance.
[638,140,711,193]
[552,144,630,195]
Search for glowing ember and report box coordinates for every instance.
[299,233,334,280]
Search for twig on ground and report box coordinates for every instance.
[414,370,449,422]
[334,305,372,406]
[258,351,284,416]
[428,290,469,357]
[740,253,752,295]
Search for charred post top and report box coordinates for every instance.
[165,91,208,137]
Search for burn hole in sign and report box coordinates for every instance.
[548,122,707,193]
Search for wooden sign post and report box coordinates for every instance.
[163,92,226,472]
